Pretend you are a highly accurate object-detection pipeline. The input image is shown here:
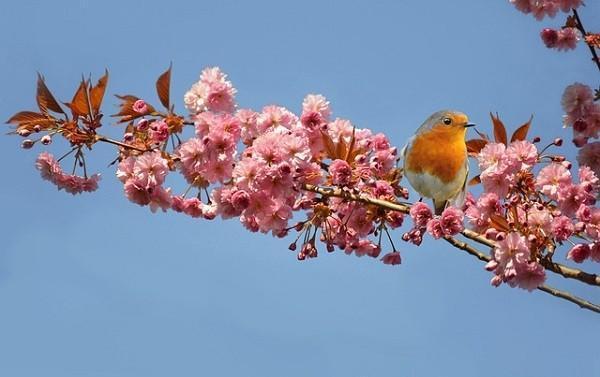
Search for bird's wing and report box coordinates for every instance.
[452,158,469,208]
[400,135,415,162]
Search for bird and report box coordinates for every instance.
[402,110,475,215]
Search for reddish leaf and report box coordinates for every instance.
[321,130,336,158]
[36,74,64,114]
[466,138,488,156]
[67,79,91,118]
[6,111,47,124]
[489,213,510,232]
[467,175,481,186]
[90,70,109,115]
[345,127,356,162]
[336,139,348,161]
[510,115,533,142]
[474,127,489,140]
[490,112,507,145]
[112,94,156,123]
[156,65,172,110]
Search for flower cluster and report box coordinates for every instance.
[540,27,581,50]
[36,152,100,194]
[184,67,237,114]
[116,151,172,213]
[510,0,582,20]
[464,138,599,289]
[561,84,600,177]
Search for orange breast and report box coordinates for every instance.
[405,125,467,183]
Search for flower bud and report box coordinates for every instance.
[485,228,498,240]
[288,242,297,251]
[40,135,52,145]
[33,124,42,132]
[17,128,31,137]
[21,139,34,149]
[326,243,334,253]
[540,28,558,48]
[123,132,134,142]
[573,119,587,133]
[553,138,563,146]
[532,136,541,143]
[496,232,506,241]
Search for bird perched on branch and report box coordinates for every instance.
[402,110,475,215]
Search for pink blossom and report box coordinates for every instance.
[381,251,401,265]
[536,163,572,200]
[236,108,259,145]
[510,262,546,291]
[132,99,148,114]
[465,192,501,231]
[172,196,204,218]
[506,140,538,169]
[410,202,433,228]
[256,105,298,133]
[557,183,595,217]
[36,152,100,195]
[329,159,353,186]
[541,28,559,48]
[351,239,380,258]
[562,83,594,121]
[133,151,169,187]
[426,218,443,239]
[577,142,600,179]
[439,207,464,236]
[149,120,169,143]
[148,186,172,213]
[555,27,581,51]
[302,94,331,120]
[567,243,591,263]
[527,207,552,234]
[481,168,513,198]
[551,215,574,241]
[492,232,530,276]
[184,67,237,114]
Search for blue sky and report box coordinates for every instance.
[1,1,599,376]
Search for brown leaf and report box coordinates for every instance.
[6,111,47,124]
[156,64,172,110]
[467,175,481,186]
[489,213,510,232]
[345,127,356,162]
[67,79,91,118]
[510,115,533,142]
[466,138,488,156]
[112,94,155,123]
[565,15,577,28]
[36,74,64,114]
[90,70,109,115]
[321,130,336,158]
[490,112,507,145]
[336,139,348,161]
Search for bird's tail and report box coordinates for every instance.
[433,199,447,216]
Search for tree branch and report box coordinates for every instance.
[301,184,600,312]
[443,236,600,314]
[572,8,600,73]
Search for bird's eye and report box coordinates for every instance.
[443,117,452,125]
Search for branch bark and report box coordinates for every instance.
[301,184,600,313]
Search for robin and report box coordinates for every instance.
[402,110,475,215]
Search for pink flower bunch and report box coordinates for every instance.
[177,112,241,184]
[561,83,600,151]
[465,135,599,288]
[486,232,546,291]
[402,202,464,244]
[476,140,538,198]
[540,27,581,50]
[36,152,100,194]
[116,151,172,213]
[184,67,237,114]
[510,0,583,20]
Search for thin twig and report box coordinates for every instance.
[461,228,600,287]
[303,184,599,283]
[95,135,148,153]
[442,236,600,314]
[572,8,600,73]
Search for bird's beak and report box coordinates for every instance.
[464,123,476,128]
